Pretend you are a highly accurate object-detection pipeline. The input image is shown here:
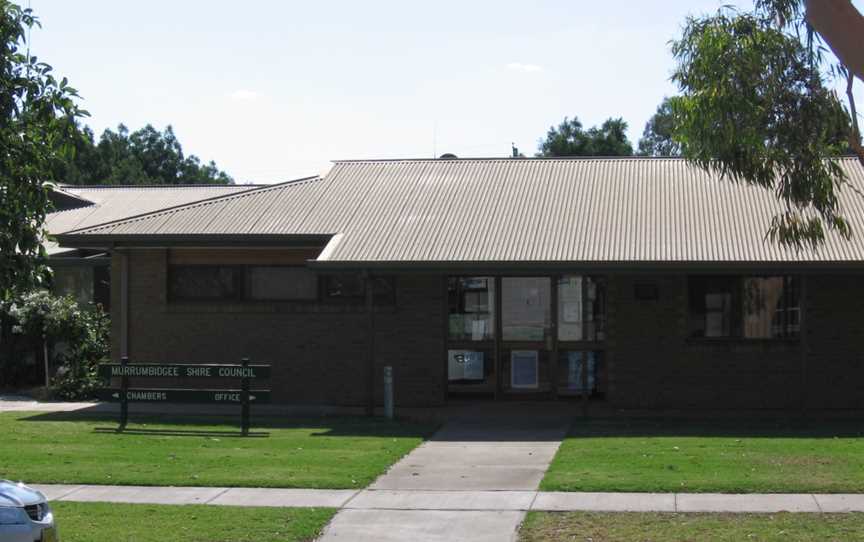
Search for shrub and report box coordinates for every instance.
[2,291,109,399]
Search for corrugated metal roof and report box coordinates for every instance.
[46,184,260,255]
[58,157,864,265]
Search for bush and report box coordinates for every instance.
[1,291,109,399]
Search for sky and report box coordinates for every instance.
[27,0,864,184]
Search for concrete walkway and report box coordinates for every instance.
[318,415,570,542]
[34,483,864,514]
[32,484,864,513]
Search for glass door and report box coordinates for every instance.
[556,275,607,399]
[447,277,496,397]
[501,277,552,395]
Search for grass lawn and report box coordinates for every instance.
[52,502,334,542]
[519,511,864,542]
[542,419,864,493]
[0,411,434,488]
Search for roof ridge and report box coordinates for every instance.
[60,183,265,189]
[331,155,864,164]
[60,176,322,235]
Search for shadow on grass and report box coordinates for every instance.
[93,427,271,438]
[15,410,437,439]
[567,417,864,439]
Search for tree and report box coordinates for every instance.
[54,123,233,185]
[0,1,85,374]
[537,117,633,157]
[637,97,682,157]
[0,1,84,299]
[670,0,864,249]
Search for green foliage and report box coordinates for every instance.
[671,4,857,249]
[637,97,682,157]
[54,123,233,185]
[537,117,633,157]
[2,291,109,398]
[0,1,85,302]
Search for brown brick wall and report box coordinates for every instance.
[111,250,445,407]
[113,250,863,410]
[606,273,864,410]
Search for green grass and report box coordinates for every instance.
[519,511,864,542]
[542,419,864,493]
[52,502,334,542]
[0,412,434,488]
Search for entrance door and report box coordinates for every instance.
[446,274,606,401]
[500,277,552,396]
[446,277,497,397]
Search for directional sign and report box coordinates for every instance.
[98,364,270,380]
[97,388,271,404]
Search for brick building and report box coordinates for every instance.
[57,157,864,411]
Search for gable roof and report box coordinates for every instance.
[46,184,261,255]
[57,157,864,267]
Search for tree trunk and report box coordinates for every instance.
[805,0,864,83]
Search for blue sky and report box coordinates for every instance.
[28,0,864,183]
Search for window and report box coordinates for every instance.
[689,276,800,339]
[558,275,606,341]
[169,265,318,302]
[559,350,602,394]
[502,277,551,341]
[322,274,396,305]
[246,266,317,300]
[448,350,486,381]
[52,266,95,306]
[170,266,239,300]
[448,277,494,341]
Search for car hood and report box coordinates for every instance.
[0,480,45,507]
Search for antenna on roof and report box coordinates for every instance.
[432,120,438,158]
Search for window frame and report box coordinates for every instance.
[320,274,397,306]
[168,264,319,303]
[687,275,802,341]
[168,264,243,302]
[244,265,319,302]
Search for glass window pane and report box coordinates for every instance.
[558,276,584,340]
[448,277,495,341]
[560,350,602,393]
[170,266,237,300]
[52,266,94,306]
[502,277,551,341]
[558,276,607,341]
[510,350,539,389]
[325,274,364,298]
[246,267,317,300]
[743,276,799,338]
[689,277,736,338]
[447,349,487,381]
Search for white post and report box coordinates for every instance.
[42,331,49,389]
[383,366,394,420]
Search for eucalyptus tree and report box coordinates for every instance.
[670,0,864,249]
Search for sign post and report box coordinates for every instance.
[119,356,129,430]
[98,358,271,435]
[241,357,250,436]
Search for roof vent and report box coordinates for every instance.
[438,153,458,159]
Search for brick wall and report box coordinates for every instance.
[113,250,864,410]
[606,273,864,410]
[111,249,445,407]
